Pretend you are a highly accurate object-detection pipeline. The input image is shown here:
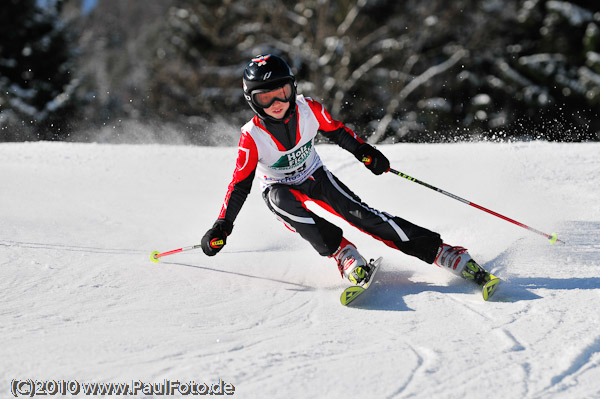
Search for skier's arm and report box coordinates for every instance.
[201,132,258,256]
[218,132,258,223]
[307,98,390,175]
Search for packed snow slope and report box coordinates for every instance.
[1,141,599,399]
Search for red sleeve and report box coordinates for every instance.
[218,131,258,221]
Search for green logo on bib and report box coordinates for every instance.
[271,141,312,170]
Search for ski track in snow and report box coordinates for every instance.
[1,141,599,398]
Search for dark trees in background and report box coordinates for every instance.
[149,0,600,143]
[0,0,79,141]
[1,0,599,143]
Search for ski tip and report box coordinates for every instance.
[150,251,160,263]
[341,286,364,306]
[483,278,500,301]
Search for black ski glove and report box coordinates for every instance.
[201,219,233,256]
[353,143,390,175]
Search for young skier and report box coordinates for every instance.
[201,54,493,288]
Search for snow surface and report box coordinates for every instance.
[1,141,599,398]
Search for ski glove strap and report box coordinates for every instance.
[201,219,233,256]
[353,143,390,175]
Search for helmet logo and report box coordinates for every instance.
[263,71,272,80]
[252,54,271,66]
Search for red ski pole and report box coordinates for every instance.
[150,244,204,263]
[386,167,565,244]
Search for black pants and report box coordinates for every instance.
[262,166,441,263]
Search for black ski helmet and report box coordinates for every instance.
[243,54,297,120]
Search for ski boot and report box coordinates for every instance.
[331,237,369,285]
[434,244,493,286]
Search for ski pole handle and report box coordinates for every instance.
[387,167,565,245]
[150,244,202,263]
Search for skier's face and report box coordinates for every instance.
[264,100,290,119]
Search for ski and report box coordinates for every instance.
[340,257,383,306]
[482,274,500,301]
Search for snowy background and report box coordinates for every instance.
[1,141,599,398]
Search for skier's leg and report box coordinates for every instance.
[263,184,342,256]
[310,167,442,264]
[263,184,368,284]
